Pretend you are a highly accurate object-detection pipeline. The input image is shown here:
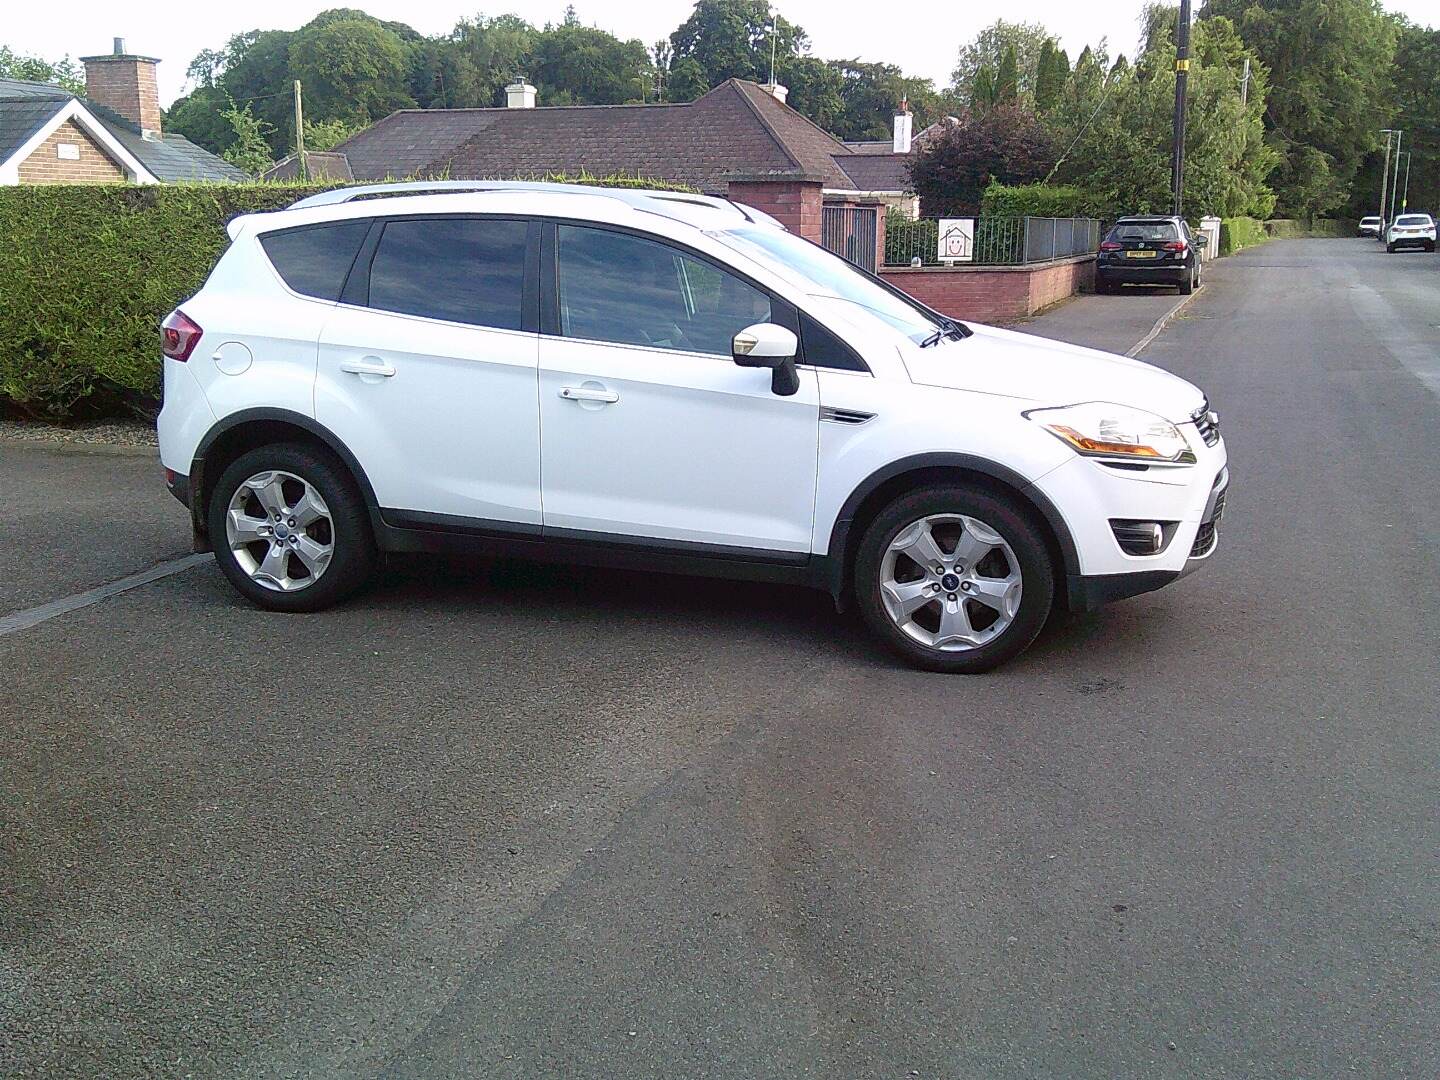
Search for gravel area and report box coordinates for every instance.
[0,418,158,448]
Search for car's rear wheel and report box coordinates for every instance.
[208,443,377,612]
[1095,277,1114,295]
[1386,242,1397,253]
[854,485,1054,673]
[1179,265,1195,294]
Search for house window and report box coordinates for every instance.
[57,144,80,161]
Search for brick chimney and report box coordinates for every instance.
[81,37,162,136]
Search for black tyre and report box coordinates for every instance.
[1386,242,1397,253]
[208,442,377,613]
[1178,265,1195,294]
[854,485,1055,673]
[1095,277,1114,295]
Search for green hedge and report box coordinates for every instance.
[1218,216,1267,256]
[1263,218,1358,238]
[0,183,342,419]
[0,174,695,420]
[979,181,1110,221]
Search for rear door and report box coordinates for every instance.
[536,222,819,554]
[315,215,542,527]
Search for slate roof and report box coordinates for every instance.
[260,151,355,182]
[833,152,913,192]
[332,79,865,194]
[0,77,245,182]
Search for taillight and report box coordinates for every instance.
[1099,240,1122,251]
[161,309,203,362]
[1163,240,1187,252]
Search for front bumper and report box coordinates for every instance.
[1034,434,1229,611]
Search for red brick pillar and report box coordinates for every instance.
[726,175,825,243]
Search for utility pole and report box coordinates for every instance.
[1240,57,1250,106]
[1399,151,1411,213]
[293,79,306,182]
[1389,130,1404,225]
[1378,129,1394,225]
[1171,0,1192,215]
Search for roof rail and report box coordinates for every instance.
[287,180,782,229]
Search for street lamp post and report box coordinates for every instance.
[1389,131,1404,225]
[1399,152,1412,214]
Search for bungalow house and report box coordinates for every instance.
[265,79,918,268]
[0,38,244,184]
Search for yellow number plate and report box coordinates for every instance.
[1125,250,1159,259]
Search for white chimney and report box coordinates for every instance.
[761,82,789,105]
[505,81,537,109]
[893,102,913,154]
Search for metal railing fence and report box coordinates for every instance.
[883,216,1101,268]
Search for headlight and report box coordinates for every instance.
[1025,402,1196,464]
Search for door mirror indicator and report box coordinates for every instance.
[732,322,800,396]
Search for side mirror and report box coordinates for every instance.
[732,322,800,397]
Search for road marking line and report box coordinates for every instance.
[0,554,210,637]
[1127,283,1206,357]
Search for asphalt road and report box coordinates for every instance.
[2,238,1437,1079]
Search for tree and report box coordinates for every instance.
[908,105,1057,214]
[1202,0,1398,216]
[219,98,274,175]
[530,18,651,105]
[0,46,84,94]
[950,20,1052,105]
[825,59,942,141]
[287,16,418,125]
[1034,41,1069,114]
[665,0,808,98]
[1387,20,1440,215]
[993,45,1019,105]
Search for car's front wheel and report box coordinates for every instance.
[854,486,1055,673]
[208,443,377,612]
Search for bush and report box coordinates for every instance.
[980,181,1110,221]
[1218,216,1267,256]
[1263,218,1357,238]
[0,174,694,420]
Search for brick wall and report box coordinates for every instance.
[727,179,824,242]
[17,119,127,184]
[82,57,162,133]
[881,256,1096,325]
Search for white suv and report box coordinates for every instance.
[1385,213,1436,253]
[158,181,1228,672]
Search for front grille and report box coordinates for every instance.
[1191,402,1220,446]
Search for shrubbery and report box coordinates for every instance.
[1218,216,1267,256]
[979,181,1111,221]
[0,175,691,420]
[1263,218,1358,238]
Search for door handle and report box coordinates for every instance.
[339,358,396,378]
[559,385,619,403]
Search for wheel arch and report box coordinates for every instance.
[823,454,1081,608]
[189,409,377,550]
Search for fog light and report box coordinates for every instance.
[1111,520,1166,556]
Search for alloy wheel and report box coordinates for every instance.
[879,513,1023,652]
[224,470,334,592]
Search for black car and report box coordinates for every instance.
[1095,216,1201,295]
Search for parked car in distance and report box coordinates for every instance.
[1385,213,1436,253]
[157,181,1228,673]
[1358,216,1382,237]
[1095,216,1201,295]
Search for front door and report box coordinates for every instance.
[315,215,542,527]
[538,224,819,554]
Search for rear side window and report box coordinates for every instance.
[1110,222,1178,242]
[260,222,369,301]
[367,217,527,329]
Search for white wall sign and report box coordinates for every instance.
[937,218,975,263]
[57,143,81,161]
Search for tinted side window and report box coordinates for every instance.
[260,222,369,301]
[557,225,772,355]
[368,218,527,329]
[800,312,867,372]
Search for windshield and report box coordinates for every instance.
[1395,215,1432,226]
[712,226,944,344]
[1110,221,1178,241]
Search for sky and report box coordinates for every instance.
[8,0,1440,107]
